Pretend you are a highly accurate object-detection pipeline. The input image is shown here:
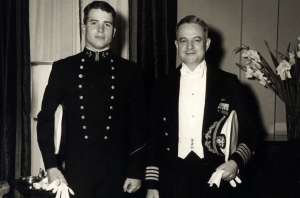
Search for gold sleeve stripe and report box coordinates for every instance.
[235,150,247,165]
[146,174,158,177]
[146,170,159,174]
[145,177,159,181]
[235,143,252,166]
[130,142,147,156]
[146,166,159,170]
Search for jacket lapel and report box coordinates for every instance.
[202,65,224,132]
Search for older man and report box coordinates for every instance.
[37,1,147,197]
[145,15,258,198]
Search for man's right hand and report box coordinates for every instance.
[146,189,159,198]
[47,167,68,185]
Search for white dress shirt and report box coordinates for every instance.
[178,60,207,159]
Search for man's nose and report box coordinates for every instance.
[187,41,194,49]
[97,23,104,32]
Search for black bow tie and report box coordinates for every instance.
[83,48,111,61]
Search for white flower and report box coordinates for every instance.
[253,70,264,79]
[276,60,292,80]
[242,50,250,58]
[297,51,300,58]
[245,66,254,78]
[248,50,261,62]
[242,50,261,62]
[289,52,295,65]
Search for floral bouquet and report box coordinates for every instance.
[233,37,300,139]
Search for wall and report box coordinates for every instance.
[178,0,300,141]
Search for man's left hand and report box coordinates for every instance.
[123,178,141,193]
[215,160,238,181]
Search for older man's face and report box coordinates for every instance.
[175,23,210,68]
[82,9,116,51]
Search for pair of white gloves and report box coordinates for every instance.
[208,169,242,188]
[46,179,74,198]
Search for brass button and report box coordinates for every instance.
[85,135,88,139]
[110,106,113,110]
[163,117,166,121]
[111,76,115,79]
[111,67,115,70]
[78,85,82,88]
[111,85,115,89]
[111,59,114,62]
[81,58,85,62]
[165,133,168,136]
[81,116,85,119]
[79,96,83,99]
[106,126,110,130]
[83,126,86,129]
[80,106,84,110]
[108,116,112,119]
[104,136,108,140]
[111,96,114,99]
[167,148,170,151]
[80,65,84,69]
[79,74,83,78]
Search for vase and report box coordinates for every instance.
[285,105,300,139]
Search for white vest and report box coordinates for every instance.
[178,61,207,159]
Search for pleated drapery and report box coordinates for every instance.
[0,0,31,198]
[130,0,178,96]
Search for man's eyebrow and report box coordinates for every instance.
[89,19,113,25]
[194,36,202,39]
[104,21,113,25]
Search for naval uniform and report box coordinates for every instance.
[37,48,147,198]
[145,64,259,198]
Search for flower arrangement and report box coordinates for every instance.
[234,37,300,139]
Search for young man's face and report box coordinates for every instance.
[82,9,116,51]
[175,23,210,68]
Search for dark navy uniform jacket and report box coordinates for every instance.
[37,48,147,180]
[145,65,259,189]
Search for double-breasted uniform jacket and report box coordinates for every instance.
[145,64,259,189]
[37,48,147,182]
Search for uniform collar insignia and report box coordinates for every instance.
[83,48,112,61]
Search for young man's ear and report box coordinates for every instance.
[113,27,116,37]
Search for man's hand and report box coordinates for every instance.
[123,178,141,193]
[146,189,159,198]
[215,160,238,181]
[47,167,68,185]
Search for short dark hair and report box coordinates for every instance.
[176,15,209,39]
[83,1,116,25]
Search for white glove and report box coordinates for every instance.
[208,170,242,188]
[229,176,242,187]
[46,179,75,198]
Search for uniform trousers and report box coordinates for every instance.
[159,151,236,198]
[64,142,128,198]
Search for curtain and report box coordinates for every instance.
[0,0,31,198]
[130,0,178,97]
[30,0,81,61]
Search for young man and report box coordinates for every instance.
[145,16,258,198]
[37,1,147,197]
